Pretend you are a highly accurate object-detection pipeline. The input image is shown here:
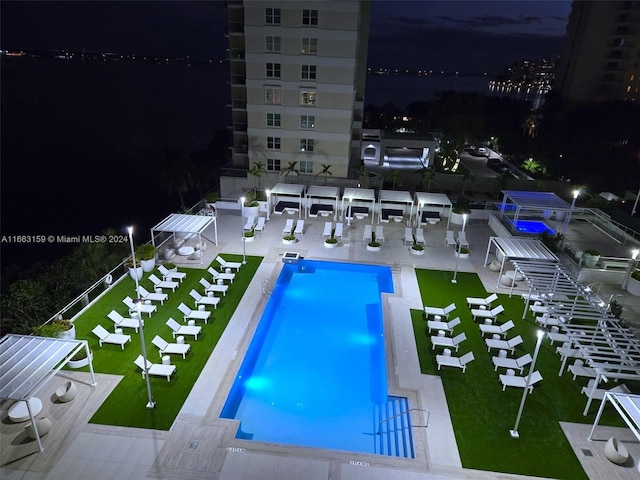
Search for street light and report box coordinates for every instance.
[265,189,271,221]
[461,212,468,233]
[452,214,467,284]
[510,329,544,438]
[127,226,155,409]
[562,189,580,235]
[622,249,639,290]
[347,198,352,226]
[240,196,247,264]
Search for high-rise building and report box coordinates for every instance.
[226,1,370,179]
[555,0,640,103]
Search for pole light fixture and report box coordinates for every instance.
[265,189,271,221]
[622,249,640,290]
[510,329,544,438]
[240,197,247,264]
[127,226,155,409]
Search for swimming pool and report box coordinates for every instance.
[221,260,412,456]
[510,220,555,235]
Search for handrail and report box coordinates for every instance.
[377,408,429,434]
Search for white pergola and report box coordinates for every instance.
[377,190,414,224]
[151,213,216,264]
[0,335,96,452]
[305,185,340,220]
[414,192,452,228]
[341,187,376,224]
[269,183,305,219]
[498,190,575,234]
[590,393,640,441]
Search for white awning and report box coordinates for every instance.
[151,213,217,262]
[269,183,306,219]
[342,188,376,223]
[378,190,414,223]
[501,191,574,211]
[415,192,452,227]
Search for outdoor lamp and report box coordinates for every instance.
[510,329,544,438]
[240,197,247,264]
[266,189,271,221]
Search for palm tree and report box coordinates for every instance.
[156,149,194,208]
[459,169,476,196]
[421,168,436,192]
[387,170,402,190]
[315,164,332,185]
[249,161,267,196]
[281,161,299,183]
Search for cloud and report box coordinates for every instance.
[438,14,543,29]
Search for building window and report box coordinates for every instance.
[265,87,282,105]
[610,50,622,59]
[300,90,316,106]
[267,158,281,171]
[299,160,313,174]
[302,9,318,26]
[301,65,317,80]
[266,36,281,53]
[607,61,619,70]
[267,136,281,149]
[302,37,318,54]
[300,115,315,129]
[300,138,314,152]
[266,113,281,127]
[266,8,281,25]
[266,63,281,78]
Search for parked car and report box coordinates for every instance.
[487,158,510,173]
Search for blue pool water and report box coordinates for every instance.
[220,260,407,455]
[511,220,555,235]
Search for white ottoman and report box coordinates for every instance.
[498,349,508,358]
[176,336,185,345]
[25,417,52,439]
[162,355,171,365]
[188,320,196,327]
[443,348,452,357]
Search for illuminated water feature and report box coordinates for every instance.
[221,260,412,456]
[510,220,555,235]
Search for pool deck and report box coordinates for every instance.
[2,211,640,480]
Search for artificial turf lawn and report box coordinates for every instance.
[412,269,632,480]
[69,254,261,430]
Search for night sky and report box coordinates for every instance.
[1,1,572,72]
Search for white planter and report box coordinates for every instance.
[627,277,640,297]
[128,266,144,281]
[282,238,297,245]
[244,235,255,242]
[450,211,470,225]
[324,240,338,248]
[410,247,424,256]
[367,244,381,252]
[582,254,600,268]
[140,258,156,272]
[68,350,92,369]
[243,205,260,219]
[58,324,76,340]
[456,252,470,259]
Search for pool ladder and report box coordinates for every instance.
[262,278,274,298]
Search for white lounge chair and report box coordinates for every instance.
[107,310,143,333]
[178,303,210,324]
[363,224,373,242]
[166,317,201,340]
[427,317,461,334]
[457,231,469,248]
[294,220,305,235]
[199,278,228,296]
[216,255,242,272]
[323,221,333,237]
[134,355,176,382]
[424,302,456,319]
[122,296,157,317]
[92,325,131,350]
[568,360,596,380]
[244,216,256,230]
[282,218,294,235]
[430,332,467,352]
[151,335,191,359]
[158,264,186,283]
[376,226,385,243]
[466,293,498,309]
[189,289,220,309]
[208,266,235,283]
[415,228,425,244]
[334,222,344,238]
[499,370,543,393]
[254,216,266,232]
[436,352,475,373]
[580,379,630,400]
[149,274,179,293]
[486,334,523,354]
[137,285,168,305]
[479,319,515,338]
[492,353,533,374]
[404,227,413,244]
[445,230,456,247]
[471,305,504,322]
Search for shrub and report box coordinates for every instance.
[584,249,601,256]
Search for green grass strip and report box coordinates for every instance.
[412,268,632,480]
[70,254,261,430]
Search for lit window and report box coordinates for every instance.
[299,138,314,152]
[265,87,282,105]
[266,113,281,127]
[267,136,281,149]
[266,36,281,53]
[301,65,317,80]
[299,160,313,174]
[302,9,318,26]
[302,38,318,54]
[300,90,316,106]
[267,158,281,171]
[627,85,632,92]
[266,8,281,25]
[266,63,281,78]
[300,115,315,129]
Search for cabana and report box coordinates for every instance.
[305,185,340,220]
[151,213,217,264]
[0,335,96,452]
[414,192,453,228]
[270,183,305,219]
[497,191,575,236]
[341,187,376,224]
[377,190,414,224]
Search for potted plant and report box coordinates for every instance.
[34,318,76,340]
[410,236,424,255]
[450,197,471,225]
[67,348,92,369]
[244,227,256,242]
[456,246,470,259]
[136,244,157,272]
[164,261,176,271]
[324,229,338,248]
[582,249,601,268]
[539,231,563,253]
[283,227,296,245]
[125,257,143,281]
[205,191,219,208]
[367,232,381,252]
[627,270,640,297]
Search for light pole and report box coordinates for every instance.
[461,212,468,233]
[452,214,467,284]
[622,249,639,290]
[510,329,544,438]
[562,189,579,236]
[265,189,271,221]
[127,226,155,409]
[240,196,247,264]
[347,198,352,226]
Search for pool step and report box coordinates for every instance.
[374,396,414,458]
